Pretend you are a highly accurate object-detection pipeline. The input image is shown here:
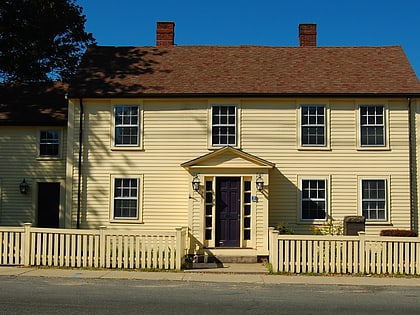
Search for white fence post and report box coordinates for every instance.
[268,227,279,273]
[358,231,366,273]
[22,223,32,266]
[99,226,107,268]
[175,227,184,270]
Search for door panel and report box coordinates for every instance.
[37,182,60,228]
[216,177,240,247]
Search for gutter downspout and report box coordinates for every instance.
[408,97,416,232]
[77,98,84,229]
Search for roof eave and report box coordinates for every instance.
[70,92,420,99]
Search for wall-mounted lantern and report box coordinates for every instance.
[192,174,200,191]
[19,178,29,194]
[256,174,264,191]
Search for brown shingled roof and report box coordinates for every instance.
[71,45,420,97]
[0,82,68,126]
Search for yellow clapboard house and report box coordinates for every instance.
[2,23,420,260]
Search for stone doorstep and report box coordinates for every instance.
[190,254,265,271]
[187,262,269,274]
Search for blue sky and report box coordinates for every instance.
[76,0,420,77]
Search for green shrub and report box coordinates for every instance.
[380,229,418,237]
[312,217,343,236]
[276,222,294,234]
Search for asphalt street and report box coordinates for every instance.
[1,275,420,314]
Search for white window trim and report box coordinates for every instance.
[111,103,143,150]
[37,128,63,159]
[358,176,390,224]
[110,174,143,223]
[356,103,389,150]
[298,175,330,222]
[208,103,241,149]
[297,103,330,151]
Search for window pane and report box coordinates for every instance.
[360,106,385,146]
[114,178,138,219]
[244,205,251,216]
[244,192,251,203]
[212,106,236,146]
[301,105,325,146]
[301,179,327,220]
[206,205,213,216]
[205,181,213,191]
[206,217,212,227]
[205,229,212,240]
[244,181,251,191]
[361,179,387,221]
[39,130,60,156]
[206,192,212,203]
[115,106,139,146]
[114,199,137,218]
[302,201,326,220]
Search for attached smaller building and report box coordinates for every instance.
[0,82,68,227]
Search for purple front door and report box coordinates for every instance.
[216,177,240,247]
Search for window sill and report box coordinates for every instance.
[357,146,390,151]
[111,147,144,151]
[36,156,62,161]
[297,146,331,151]
[365,221,392,226]
[208,145,240,150]
[110,219,143,224]
[296,220,328,225]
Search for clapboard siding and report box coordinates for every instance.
[68,100,207,230]
[0,126,67,226]
[241,99,411,235]
[66,97,412,241]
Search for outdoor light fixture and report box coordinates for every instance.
[19,178,29,194]
[192,174,200,191]
[256,174,264,191]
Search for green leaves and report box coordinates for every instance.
[0,0,95,82]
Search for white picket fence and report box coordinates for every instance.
[0,224,188,270]
[269,227,420,275]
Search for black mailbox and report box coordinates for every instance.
[343,216,365,236]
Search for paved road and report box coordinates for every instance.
[0,276,419,314]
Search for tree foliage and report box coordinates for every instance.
[0,0,95,82]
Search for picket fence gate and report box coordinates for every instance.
[269,227,420,275]
[0,224,188,270]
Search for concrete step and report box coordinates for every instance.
[186,263,269,274]
[192,254,258,264]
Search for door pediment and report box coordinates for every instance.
[181,146,275,170]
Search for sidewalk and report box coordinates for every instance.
[1,264,420,287]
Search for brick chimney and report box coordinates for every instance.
[299,24,317,46]
[156,21,175,46]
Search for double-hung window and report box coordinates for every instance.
[361,179,387,221]
[360,105,385,147]
[211,105,237,146]
[39,130,60,157]
[300,179,327,221]
[113,178,139,220]
[114,106,139,146]
[301,105,326,146]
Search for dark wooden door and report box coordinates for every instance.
[37,182,60,228]
[216,177,240,247]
